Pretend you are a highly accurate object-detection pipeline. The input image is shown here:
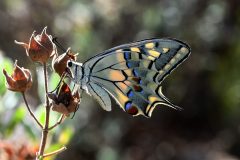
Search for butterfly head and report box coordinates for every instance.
[66,60,83,84]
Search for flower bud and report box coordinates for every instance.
[3,60,32,92]
[52,48,78,76]
[15,27,56,63]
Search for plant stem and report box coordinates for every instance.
[38,63,51,158]
[43,146,67,158]
[22,92,43,129]
[48,114,65,130]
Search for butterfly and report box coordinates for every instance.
[66,38,191,117]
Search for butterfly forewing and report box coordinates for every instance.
[83,38,190,117]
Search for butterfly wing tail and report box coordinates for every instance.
[157,86,183,111]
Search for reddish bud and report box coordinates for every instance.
[15,27,56,63]
[3,60,32,92]
[52,48,78,76]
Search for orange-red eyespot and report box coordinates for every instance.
[125,102,138,115]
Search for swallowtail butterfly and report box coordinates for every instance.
[66,38,190,117]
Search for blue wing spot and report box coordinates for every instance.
[126,62,132,68]
[133,69,139,77]
[125,101,132,110]
[125,101,138,115]
[127,62,139,68]
[127,90,134,98]
[124,52,131,60]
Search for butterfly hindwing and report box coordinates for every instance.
[87,82,112,111]
[83,38,190,117]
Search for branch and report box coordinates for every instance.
[43,146,67,158]
[21,92,43,129]
[48,114,65,130]
[38,63,51,157]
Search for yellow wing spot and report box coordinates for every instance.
[116,52,125,61]
[175,53,182,59]
[108,70,125,81]
[170,58,176,64]
[145,42,155,49]
[130,47,140,52]
[115,89,129,109]
[116,82,129,93]
[149,95,159,103]
[146,96,160,114]
[180,47,188,54]
[148,55,155,61]
[163,48,169,53]
[116,49,123,52]
[159,70,164,74]
[164,64,171,70]
[148,50,160,58]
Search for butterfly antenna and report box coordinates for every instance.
[49,73,66,93]
[52,37,67,52]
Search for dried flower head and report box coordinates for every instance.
[2,60,32,92]
[52,48,78,76]
[49,82,80,116]
[15,27,56,63]
[0,141,38,160]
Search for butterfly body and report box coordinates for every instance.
[67,38,191,117]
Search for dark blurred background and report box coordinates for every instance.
[0,0,240,160]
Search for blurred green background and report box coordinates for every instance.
[1,0,240,159]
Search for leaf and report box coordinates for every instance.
[4,106,26,136]
[46,143,62,153]
[49,72,60,91]
[49,108,60,127]
[44,144,64,160]
[0,56,13,95]
[58,126,74,144]
[35,105,46,125]
[22,120,38,140]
